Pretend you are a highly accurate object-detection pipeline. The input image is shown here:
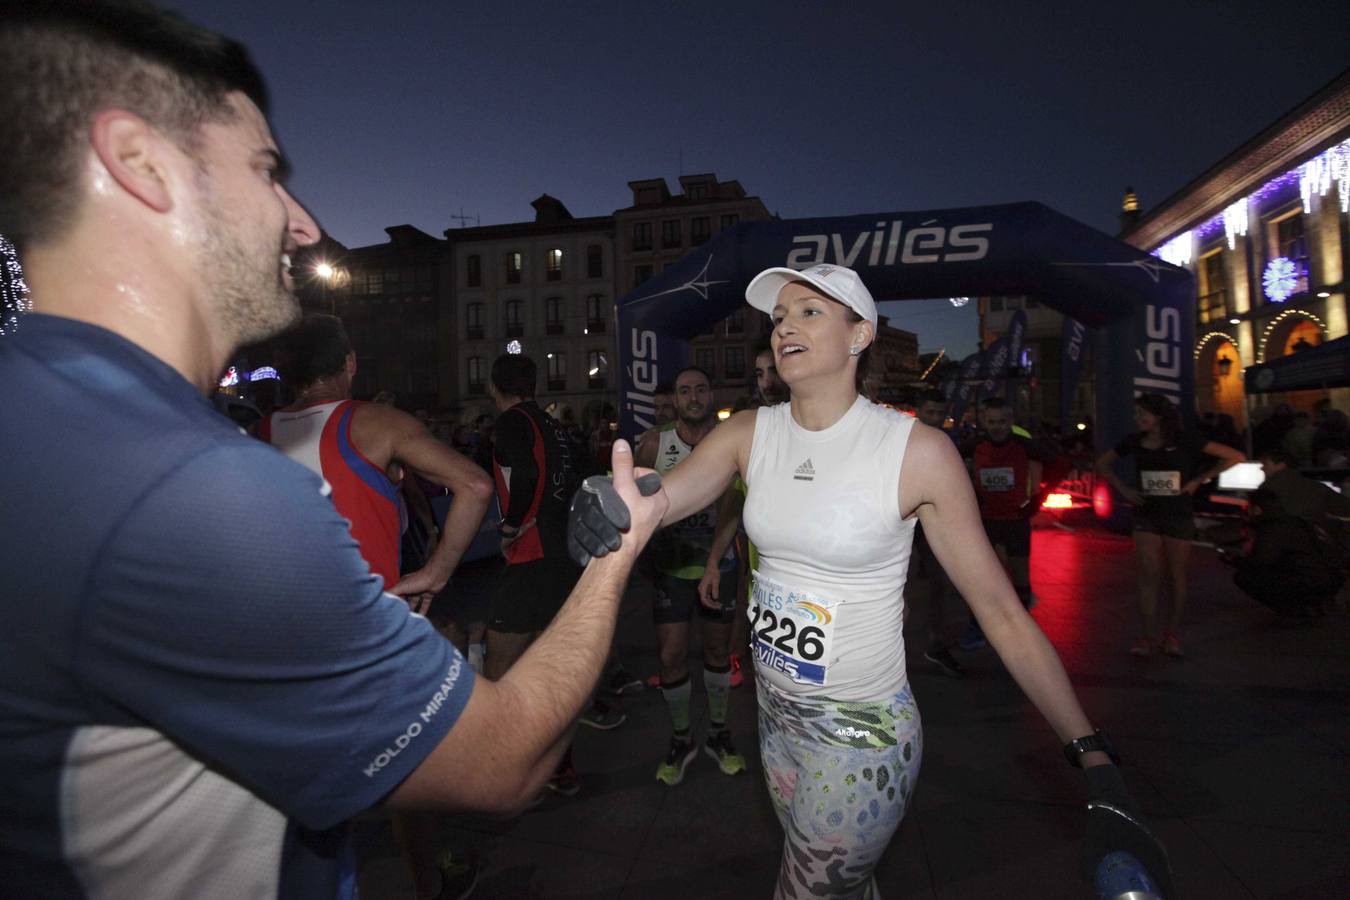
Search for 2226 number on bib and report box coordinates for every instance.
[748,571,837,686]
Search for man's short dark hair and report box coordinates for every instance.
[1260,449,1296,467]
[0,0,269,251]
[491,353,536,399]
[674,366,711,386]
[981,397,1009,413]
[918,389,946,407]
[274,314,350,388]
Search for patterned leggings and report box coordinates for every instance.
[757,681,922,900]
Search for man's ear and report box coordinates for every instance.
[345,350,358,379]
[88,109,175,213]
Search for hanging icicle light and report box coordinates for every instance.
[1222,198,1249,250]
[949,296,970,308]
[1299,138,1350,214]
[1155,231,1193,267]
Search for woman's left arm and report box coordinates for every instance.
[902,426,1109,760]
[1184,441,1247,494]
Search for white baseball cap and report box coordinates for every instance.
[744,263,877,327]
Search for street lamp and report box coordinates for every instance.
[315,262,336,314]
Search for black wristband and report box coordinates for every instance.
[1063,729,1121,768]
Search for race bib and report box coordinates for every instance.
[1140,470,1182,496]
[748,571,838,686]
[979,466,1016,492]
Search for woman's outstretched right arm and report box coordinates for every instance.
[637,410,755,525]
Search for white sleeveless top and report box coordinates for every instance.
[743,396,916,700]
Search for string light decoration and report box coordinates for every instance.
[1300,137,1350,214]
[1257,308,1325,362]
[919,348,946,380]
[1222,198,1249,249]
[1155,231,1193,267]
[1,234,33,337]
[1262,257,1299,303]
[949,296,970,308]
[1193,331,1239,361]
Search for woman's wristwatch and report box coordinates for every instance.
[1063,729,1120,768]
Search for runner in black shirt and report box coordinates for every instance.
[1096,394,1243,657]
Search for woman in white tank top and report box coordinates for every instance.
[622,264,1164,899]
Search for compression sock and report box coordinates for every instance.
[704,662,731,732]
[660,674,692,737]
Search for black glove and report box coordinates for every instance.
[1080,764,1176,897]
[566,472,662,568]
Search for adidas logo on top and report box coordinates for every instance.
[793,459,815,481]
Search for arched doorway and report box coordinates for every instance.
[1195,334,1244,427]
[1259,311,1328,414]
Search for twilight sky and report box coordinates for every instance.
[170,0,1346,356]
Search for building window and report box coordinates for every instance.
[634,264,653,287]
[467,356,484,394]
[465,302,484,340]
[586,294,607,334]
[694,347,716,376]
[505,299,524,338]
[547,353,567,392]
[546,296,564,335]
[1270,211,1310,299]
[504,251,522,285]
[367,270,384,295]
[546,248,563,281]
[691,217,711,245]
[662,219,682,249]
[720,213,739,230]
[587,350,608,389]
[632,222,653,251]
[586,244,603,278]
[688,184,708,201]
[1197,251,1227,324]
[725,308,745,335]
[724,346,745,379]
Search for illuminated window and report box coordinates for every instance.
[1197,250,1227,323]
[546,248,563,281]
[547,353,567,391]
[504,251,522,284]
[587,350,608,389]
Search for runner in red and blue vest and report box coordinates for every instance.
[958,397,1059,650]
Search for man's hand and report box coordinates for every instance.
[566,439,665,567]
[1080,764,1175,896]
[697,565,723,610]
[389,565,448,616]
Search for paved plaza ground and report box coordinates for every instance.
[356,519,1350,899]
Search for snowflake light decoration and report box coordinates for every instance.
[1,234,33,336]
[506,340,522,355]
[949,296,970,308]
[1262,257,1298,304]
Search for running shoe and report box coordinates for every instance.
[704,730,747,775]
[1160,632,1184,657]
[655,736,697,786]
[604,666,644,696]
[579,699,626,730]
[1129,636,1154,657]
[431,848,480,900]
[546,765,580,797]
[957,622,988,651]
[729,653,745,688]
[924,645,966,678]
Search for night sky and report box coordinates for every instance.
[170,0,1346,356]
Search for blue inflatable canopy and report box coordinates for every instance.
[615,201,1193,483]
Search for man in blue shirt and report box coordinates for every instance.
[0,3,668,897]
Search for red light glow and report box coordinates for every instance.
[1092,481,1114,520]
[1042,492,1074,509]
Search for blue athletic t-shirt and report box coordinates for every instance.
[0,315,474,899]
